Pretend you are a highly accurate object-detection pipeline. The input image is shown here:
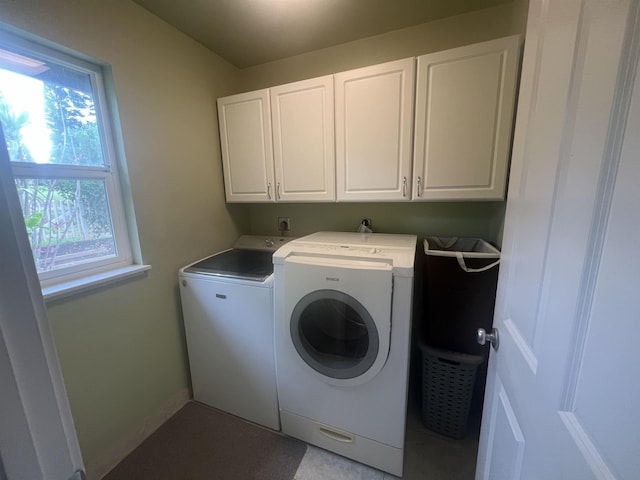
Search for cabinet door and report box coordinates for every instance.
[217,90,275,202]
[335,58,415,201]
[270,76,335,202]
[413,36,521,201]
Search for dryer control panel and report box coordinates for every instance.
[273,231,417,277]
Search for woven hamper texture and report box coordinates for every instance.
[420,344,484,439]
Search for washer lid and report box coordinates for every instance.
[184,249,274,281]
[181,235,296,281]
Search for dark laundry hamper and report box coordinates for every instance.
[423,237,500,355]
[420,237,500,438]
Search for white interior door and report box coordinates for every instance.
[477,1,640,479]
[0,130,84,476]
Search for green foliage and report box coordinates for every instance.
[44,83,103,166]
[24,211,43,230]
[57,179,112,236]
[0,91,34,162]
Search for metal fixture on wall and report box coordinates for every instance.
[278,217,291,234]
[358,218,372,233]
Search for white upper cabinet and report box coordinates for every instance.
[270,76,335,202]
[217,37,521,203]
[335,58,415,201]
[218,90,275,202]
[412,36,521,201]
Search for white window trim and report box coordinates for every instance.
[0,27,148,296]
[42,264,152,302]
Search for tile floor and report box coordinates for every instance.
[293,386,481,480]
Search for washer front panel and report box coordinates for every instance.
[290,289,380,380]
[282,254,392,386]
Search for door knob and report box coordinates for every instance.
[477,328,499,351]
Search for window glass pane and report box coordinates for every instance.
[15,178,116,273]
[0,49,105,167]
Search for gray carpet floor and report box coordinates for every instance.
[102,402,307,480]
[102,383,480,480]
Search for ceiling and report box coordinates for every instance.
[132,0,513,68]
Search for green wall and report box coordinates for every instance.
[237,1,529,92]
[248,202,506,246]
[0,0,247,470]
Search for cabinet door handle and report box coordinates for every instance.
[402,177,407,197]
[267,182,272,200]
[276,182,281,200]
[417,176,422,197]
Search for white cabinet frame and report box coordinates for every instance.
[218,90,275,202]
[412,36,521,201]
[335,58,416,202]
[270,76,335,202]
[217,37,521,204]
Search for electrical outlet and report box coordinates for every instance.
[278,217,291,231]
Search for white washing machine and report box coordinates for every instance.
[273,232,416,476]
[179,235,292,431]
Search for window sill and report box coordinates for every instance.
[42,264,152,302]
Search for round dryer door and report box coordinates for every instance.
[281,255,393,387]
[290,289,382,383]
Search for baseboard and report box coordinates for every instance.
[86,388,191,480]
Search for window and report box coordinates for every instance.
[0,30,144,296]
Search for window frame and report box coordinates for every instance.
[0,28,146,297]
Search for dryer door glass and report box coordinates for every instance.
[290,289,379,379]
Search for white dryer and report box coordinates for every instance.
[273,232,416,476]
